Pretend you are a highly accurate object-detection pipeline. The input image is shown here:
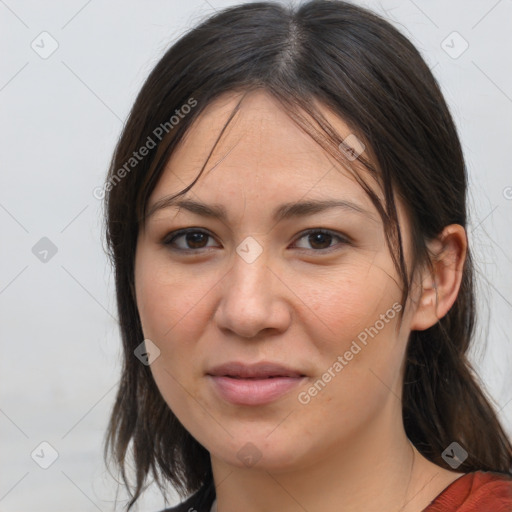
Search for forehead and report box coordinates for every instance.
[148,89,379,211]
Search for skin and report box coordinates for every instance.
[134,89,468,512]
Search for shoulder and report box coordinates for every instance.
[156,480,216,512]
[424,470,512,511]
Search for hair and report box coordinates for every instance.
[102,0,512,509]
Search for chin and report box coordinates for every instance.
[207,433,307,472]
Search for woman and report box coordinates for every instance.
[102,1,512,511]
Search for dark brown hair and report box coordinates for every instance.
[102,0,512,509]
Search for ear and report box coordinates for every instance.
[410,224,467,331]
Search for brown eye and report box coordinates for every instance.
[307,232,333,250]
[164,229,217,251]
[185,232,209,249]
[294,229,349,252]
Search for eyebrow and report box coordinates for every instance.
[146,196,378,223]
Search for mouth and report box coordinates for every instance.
[206,361,307,405]
[222,375,292,379]
[206,361,306,379]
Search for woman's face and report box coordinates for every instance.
[134,89,421,472]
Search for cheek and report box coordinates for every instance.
[135,248,215,342]
[300,254,401,342]
[296,309,406,444]
[295,258,406,405]
[134,256,214,419]
[134,249,224,406]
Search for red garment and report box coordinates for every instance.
[423,471,512,511]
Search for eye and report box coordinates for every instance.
[292,229,349,252]
[163,229,218,251]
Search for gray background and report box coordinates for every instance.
[1,0,511,510]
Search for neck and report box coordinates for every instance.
[210,400,455,512]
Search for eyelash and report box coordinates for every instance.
[162,228,350,254]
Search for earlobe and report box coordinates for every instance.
[410,225,467,331]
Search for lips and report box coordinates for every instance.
[206,361,305,379]
[206,361,307,405]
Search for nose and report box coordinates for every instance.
[213,245,292,339]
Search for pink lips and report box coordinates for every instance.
[206,361,306,405]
